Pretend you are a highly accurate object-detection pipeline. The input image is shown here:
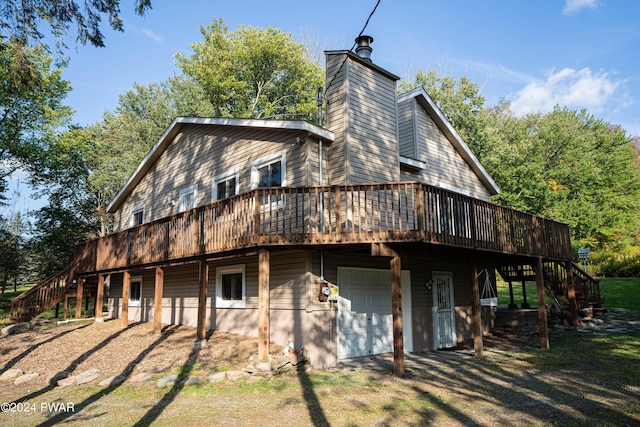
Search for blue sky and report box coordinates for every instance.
[6,0,640,215]
[61,0,640,136]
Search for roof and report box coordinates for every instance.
[324,50,401,82]
[396,88,500,196]
[106,117,335,214]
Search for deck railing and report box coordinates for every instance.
[70,182,572,274]
[10,270,68,323]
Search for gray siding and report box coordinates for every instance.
[398,98,417,159]
[399,98,491,201]
[325,52,399,185]
[325,53,347,185]
[112,125,312,231]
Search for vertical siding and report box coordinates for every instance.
[404,104,491,201]
[113,125,309,231]
[325,53,348,185]
[397,98,417,159]
[344,58,399,183]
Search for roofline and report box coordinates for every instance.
[106,117,334,214]
[397,88,500,196]
[324,50,401,81]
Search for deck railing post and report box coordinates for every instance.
[416,184,425,240]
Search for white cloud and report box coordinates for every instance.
[563,0,598,15]
[509,67,621,116]
[140,28,165,46]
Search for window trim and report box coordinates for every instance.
[216,264,246,309]
[212,168,240,201]
[129,205,145,227]
[250,149,286,210]
[129,275,143,307]
[178,184,198,212]
[250,149,287,189]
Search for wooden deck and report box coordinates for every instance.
[69,182,572,275]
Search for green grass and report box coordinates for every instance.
[599,277,640,311]
[497,276,640,311]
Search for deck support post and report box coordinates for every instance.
[75,277,84,319]
[508,281,517,309]
[372,243,405,377]
[565,262,579,326]
[534,257,550,349]
[390,254,404,377]
[258,249,270,362]
[470,263,483,357]
[122,271,130,328]
[154,267,164,334]
[197,261,208,343]
[95,274,105,322]
[521,280,530,308]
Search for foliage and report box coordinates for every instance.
[484,107,640,248]
[30,190,96,274]
[175,18,324,121]
[592,250,640,278]
[1,0,152,55]
[0,41,73,199]
[0,212,27,294]
[73,75,213,235]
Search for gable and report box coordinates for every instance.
[108,118,333,232]
[397,89,499,200]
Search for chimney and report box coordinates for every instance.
[355,35,374,61]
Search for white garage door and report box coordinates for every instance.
[337,267,412,360]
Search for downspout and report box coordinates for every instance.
[318,86,334,366]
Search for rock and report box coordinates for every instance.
[14,373,39,385]
[57,376,77,387]
[75,369,100,385]
[0,368,24,382]
[157,374,179,388]
[226,370,249,381]
[129,373,155,383]
[206,372,227,383]
[255,361,272,372]
[47,371,70,386]
[181,376,203,386]
[30,317,52,326]
[99,375,126,387]
[1,323,29,337]
[271,357,290,370]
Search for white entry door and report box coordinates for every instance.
[337,267,412,359]
[432,271,457,349]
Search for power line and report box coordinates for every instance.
[324,0,381,101]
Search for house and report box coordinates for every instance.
[12,36,598,375]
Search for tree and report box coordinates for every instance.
[484,106,640,249]
[1,0,152,55]
[0,41,73,202]
[175,19,324,121]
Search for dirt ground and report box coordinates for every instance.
[0,318,537,389]
[0,320,283,387]
[0,317,638,426]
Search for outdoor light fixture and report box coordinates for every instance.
[291,136,306,147]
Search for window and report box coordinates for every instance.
[178,184,198,212]
[212,169,239,201]
[129,275,143,307]
[216,264,245,308]
[251,150,286,208]
[129,205,145,227]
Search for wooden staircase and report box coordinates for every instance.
[498,261,601,311]
[9,271,69,323]
[9,272,100,324]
